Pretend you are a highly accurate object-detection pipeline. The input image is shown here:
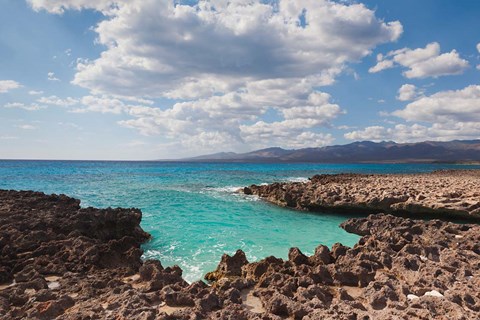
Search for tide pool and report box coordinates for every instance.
[1,160,479,282]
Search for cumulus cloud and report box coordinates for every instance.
[28,90,44,95]
[397,84,422,101]
[72,95,127,114]
[37,95,79,106]
[369,42,469,78]
[393,85,480,123]
[68,1,402,98]
[28,0,118,14]
[346,85,480,142]
[28,0,403,151]
[345,123,480,143]
[4,102,44,111]
[47,72,60,81]
[0,80,22,93]
[368,57,394,73]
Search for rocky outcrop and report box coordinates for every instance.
[0,190,153,319]
[205,213,480,319]
[243,170,480,220]
[1,189,480,319]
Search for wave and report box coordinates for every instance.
[285,177,309,183]
[208,186,243,193]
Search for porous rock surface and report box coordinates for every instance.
[242,170,480,219]
[1,189,480,319]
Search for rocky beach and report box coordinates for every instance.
[243,170,480,220]
[1,179,480,319]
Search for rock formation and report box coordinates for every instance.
[1,189,479,319]
[242,170,480,220]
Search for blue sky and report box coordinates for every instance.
[1,0,479,160]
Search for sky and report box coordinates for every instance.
[0,0,479,160]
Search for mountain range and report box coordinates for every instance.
[184,140,480,163]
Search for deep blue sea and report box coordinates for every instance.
[1,160,479,282]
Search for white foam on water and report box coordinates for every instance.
[285,177,309,183]
[212,186,243,193]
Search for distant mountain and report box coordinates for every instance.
[183,140,480,163]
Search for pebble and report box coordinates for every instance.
[424,290,443,298]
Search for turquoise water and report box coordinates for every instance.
[1,161,479,282]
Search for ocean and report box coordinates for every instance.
[1,160,479,282]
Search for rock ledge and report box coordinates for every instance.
[242,170,480,220]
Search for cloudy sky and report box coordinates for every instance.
[1,0,480,160]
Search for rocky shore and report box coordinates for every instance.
[242,170,480,220]
[1,189,480,319]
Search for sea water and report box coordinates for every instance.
[1,160,479,282]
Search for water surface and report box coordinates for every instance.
[1,161,478,282]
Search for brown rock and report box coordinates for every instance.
[288,247,309,266]
[205,249,249,282]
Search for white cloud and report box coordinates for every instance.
[370,42,469,78]
[72,95,128,114]
[27,0,118,14]
[47,72,60,81]
[0,80,22,93]
[37,95,79,106]
[28,0,403,152]
[368,59,394,73]
[17,124,37,130]
[68,1,401,99]
[0,135,19,140]
[239,120,335,149]
[58,122,82,130]
[397,84,421,101]
[117,86,345,149]
[344,125,391,141]
[4,102,44,111]
[28,90,44,95]
[393,85,480,123]
[477,42,480,71]
[345,122,480,143]
[346,84,480,142]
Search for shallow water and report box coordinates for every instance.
[1,160,478,282]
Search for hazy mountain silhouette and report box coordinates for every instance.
[184,140,480,163]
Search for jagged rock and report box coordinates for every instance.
[309,244,332,265]
[204,249,249,282]
[331,243,350,261]
[242,256,283,281]
[197,292,221,312]
[35,295,75,319]
[288,247,309,266]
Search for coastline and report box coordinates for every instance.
[1,188,480,318]
[242,169,480,221]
